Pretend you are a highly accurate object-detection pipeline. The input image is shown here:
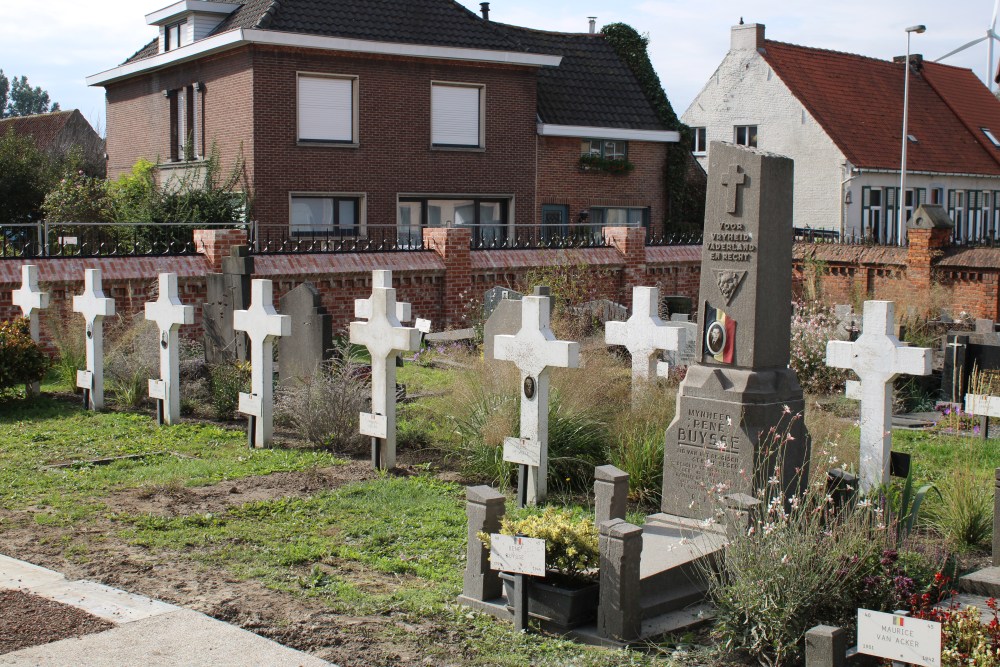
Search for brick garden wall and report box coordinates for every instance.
[0,228,702,350]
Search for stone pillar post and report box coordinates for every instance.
[463,485,506,602]
[193,228,248,273]
[905,206,952,294]
[603,226,648,308]
[994,468,1000,566]
[424,227,472,328]
[595,465,629,526]
[804,625,847,667]
[598,518,642,641]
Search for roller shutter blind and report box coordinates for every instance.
[432,84,481,147]
[298,76,354,142]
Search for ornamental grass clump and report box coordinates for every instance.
[480,506,599,583]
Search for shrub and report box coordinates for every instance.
[927,466,993,551]
[42,169,112,222]
[789,300,849,394]
[275,343,369,452]
[0,318,48,394]
[605,387,676,508]
[481,506,599,582]
[105,317,159,409]
[209,361,251,421]
[910,579,1000,667]
[0,126,59,226]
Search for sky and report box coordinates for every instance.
[2,0,1000,133]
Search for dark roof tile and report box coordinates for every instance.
[0,110,75,149]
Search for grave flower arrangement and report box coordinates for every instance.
[479,506,599,584]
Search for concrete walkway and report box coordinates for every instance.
[0,554,333,666]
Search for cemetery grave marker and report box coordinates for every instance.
[663,143,809,518]
[827,300,932,491]
[233,279,290,448]
[494,294,579,505]
[277,282,332,387]
[605,285,684,392]
[203,246,253,363]
[857,609,941,667]
[72,269,115,411]
[350,270,421,469]
[144,273,194,425]
[11,265,49,395]
[490,534,546,632]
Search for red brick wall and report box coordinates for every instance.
[105,48,254,184]
[250,47,539,229]
[536,135,667,235]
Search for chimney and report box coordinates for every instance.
[588,17,597,34]
[893,54,923,72]
[480,2,489,20]
[731,22,765,51]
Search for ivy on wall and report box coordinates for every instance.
[602,23,706,234]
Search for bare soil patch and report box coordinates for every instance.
[0,589,113,655]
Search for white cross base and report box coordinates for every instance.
[233,279,291,448]
[494,295,580,505]
[605,286,684,393]
[73,269,115,411]
[350,269,421,470]
[826,300,931,491]
[145,273,194,426]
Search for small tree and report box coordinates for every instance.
[0,70,59,117]
[0,127,58,225]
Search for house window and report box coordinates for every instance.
[930,187,944,205]
[983,128,1000,147]
[861,187,883,241]
[431,83,483,148]
[398,196,509,246]
[581,139,628,159]
[991,192,1000,240]
[692,127,707,154]
[169,85,199,162]
[968,190,984,240]
[734,125,758,148]
[948,190,967,240]
[165,21,185,52]
[290,195,361,235]
[297,74,357,144]
[901,188,925,227]
[590,207,649,227]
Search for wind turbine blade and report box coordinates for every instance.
[936,35,989,61]
[992,0,999,31]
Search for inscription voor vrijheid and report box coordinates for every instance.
[674,407,743,478]
[708,222,757,263]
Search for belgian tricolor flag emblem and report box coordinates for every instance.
[704,304,736,364]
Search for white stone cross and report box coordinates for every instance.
[826,300,931,492]
[355,270,412,323]
[72,269,115,411]
[12,265,50,395]
[233,279,290,447]
[145,273,194,426]
[12,265,49,342]
[350,269,421,470]
[605,286,684,392]
[494,295,580,505]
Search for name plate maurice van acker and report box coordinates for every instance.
[857,609,941,667]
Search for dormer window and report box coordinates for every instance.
[165,21,185,51]
[983,128,1000,148]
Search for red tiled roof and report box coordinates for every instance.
[760,40,1000,175]
[0,110,76,151]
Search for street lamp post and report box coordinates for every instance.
[899,24,926,246]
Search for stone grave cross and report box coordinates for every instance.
[349,270,421,470]
[721,164,746,213]
[72,269,115,411]
[12,265,50,395]
[494,295,580,505]
[605,285,684,391]
[233,279,290,448]
[145,273,194,426]
[826,300,931,491]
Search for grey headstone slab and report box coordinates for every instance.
[278,282,332,386]
[483,298,523,362]
[483,286,522,320]
[573,299,628,324]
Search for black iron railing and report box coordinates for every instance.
[793,228,908,247]
[645,233,703,246]
[468,223,612,250]
[0,222,245,258]
[249,224,428,254]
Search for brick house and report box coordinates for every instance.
[87,0,680,243]
[683,23,1000,243]
[0,109,106,176]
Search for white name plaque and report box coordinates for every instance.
[502,437,540,467]
[359,412,389,439]
[857,609,940,667]
[489,534,545,577]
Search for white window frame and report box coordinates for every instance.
[692,127,707,155]
[289,192,367,236]
[296,73,359,146]
[734,125,758,148]
[430,81,485,150]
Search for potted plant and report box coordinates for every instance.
[479,506,600,631]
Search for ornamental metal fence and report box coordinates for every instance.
[0,222,247,258]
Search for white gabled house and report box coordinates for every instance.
[683,23,1000,243]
